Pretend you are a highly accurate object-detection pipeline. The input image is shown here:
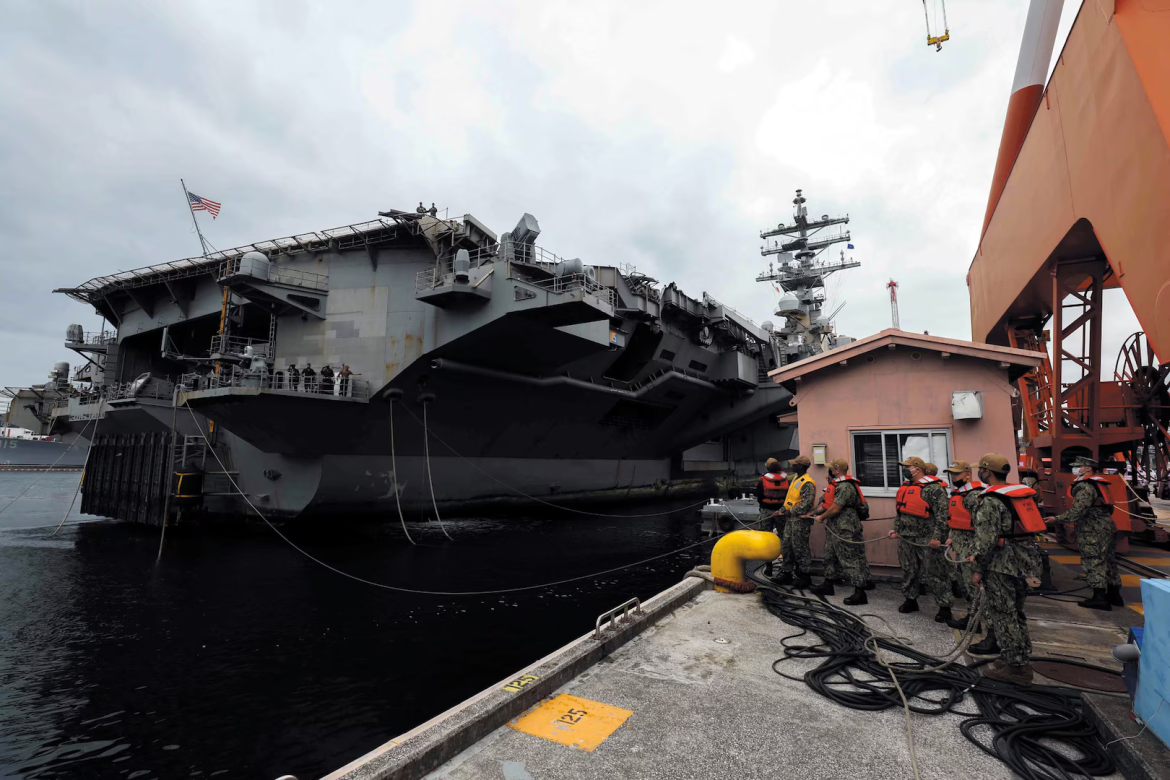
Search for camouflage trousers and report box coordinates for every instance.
[1077,520,1121,590]
[760,507,782,534]
[898,536,954,607]
[822,521,870,586]
[949,529,978,599]
[778,516,813,575]
[984,571,1032,666]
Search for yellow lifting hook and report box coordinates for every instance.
[923,0,950,51]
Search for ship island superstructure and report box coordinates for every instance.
[51,208,799,524]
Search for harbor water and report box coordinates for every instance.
[0,471,718,779]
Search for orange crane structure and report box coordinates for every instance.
[968,0,1170,532]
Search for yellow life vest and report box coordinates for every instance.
[784,474,815,509]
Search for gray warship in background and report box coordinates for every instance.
[45,203,822,525]
[2,365,89,470]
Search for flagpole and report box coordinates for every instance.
[180,178,210,257]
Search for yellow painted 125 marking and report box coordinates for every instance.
[501,674,540,693]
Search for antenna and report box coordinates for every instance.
[887,279,900,330]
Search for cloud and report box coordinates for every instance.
[0,0,1146,396]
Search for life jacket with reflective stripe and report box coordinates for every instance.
[759,472,789,507]
[824,476,867,508]
[981,483,1046,538]
[1067,474,1115,507]
[784,473,814,509]
[895,475,939,518]
[947,481,985,530]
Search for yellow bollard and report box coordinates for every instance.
[711,530,782,593]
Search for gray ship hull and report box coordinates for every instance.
[57,210,796,525]
[0,437,88,470]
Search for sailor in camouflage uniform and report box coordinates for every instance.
[1057,455,1123,611]
[808,458,870,605]
[772,455,817,588]
[888,456,954,621]
[941,460,995,649]
[968,453,1042,686]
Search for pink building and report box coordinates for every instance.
[767,329,1042,576]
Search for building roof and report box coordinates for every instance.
[767,328,1042,385]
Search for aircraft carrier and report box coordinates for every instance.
[49,206,825,524]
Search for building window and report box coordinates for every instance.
[850,429,951,496]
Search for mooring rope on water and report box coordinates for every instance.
[421,402,454,542]
[388,400,416,546]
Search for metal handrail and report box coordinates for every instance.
[180,368,371,401]
[219,256,329,291]
[524,273,616,307]
[592,597,643,640]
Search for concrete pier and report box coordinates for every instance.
[319,551,1166,780]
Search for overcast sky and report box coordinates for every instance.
[0,0,1143,391]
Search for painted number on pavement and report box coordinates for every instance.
[501,674,539,693]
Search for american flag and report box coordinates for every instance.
[188,191,222,219]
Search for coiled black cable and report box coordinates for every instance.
[746,563,1115,779]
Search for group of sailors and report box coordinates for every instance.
[755,452,1123,686]
[277,363,360,396]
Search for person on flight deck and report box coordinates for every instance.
[754,458,789,529]
[888,455,955,621]
[771,455,816,588]
[417,201,427,214]
[1057,455,1124,610]
[967,453,1043,685]
[942,461,996,650]
[807,458,871,605]
[429,203,438,217]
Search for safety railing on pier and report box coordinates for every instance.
[179,367,371,401]
[218,255,329,291]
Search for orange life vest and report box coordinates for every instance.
[760,472,789,508]
[824,476,867,508]
[1066,474,1115,507]
[981,483,1046,538]
[895,476,940,518]
[947,480,985,530]
[1066,473,1130,531]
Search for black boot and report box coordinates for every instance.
[918,583,929,596]
[968,629,1000,655]
[952,580,964,599]
[1107,584,1125,607]
[863,580,876,591]
[934,606,954,623]
[829,577,846,586]
[791,573,812,589]
[898,598,920,614]
[770,571,793,585]
[843,587,868,606]
[1078,588,1112,611]
[946,613,970,631]
[810,581,836,596]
